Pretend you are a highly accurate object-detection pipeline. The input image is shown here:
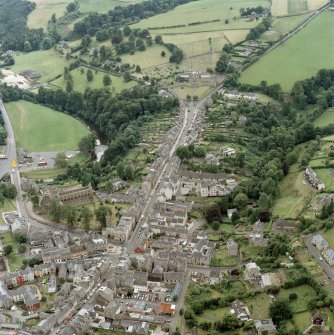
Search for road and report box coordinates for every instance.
[305,234,334,281]
[126,83,224,253]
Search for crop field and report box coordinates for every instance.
[6,100,90,152]
[50,67,137,93]
[121,44,171,69]
[239,11,334,91]
[313,109,334,127]
[272,14,309,34]
[307,0,328,10]
[11,50,68,82]
[271,0,288,16]
[288,0,308,14]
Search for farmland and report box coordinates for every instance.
[51,67,137,93]
[79,0,145,13]
[6,100,90,152]
[10,50,68,82]
[239,11,334,91]
[271,0,328,16]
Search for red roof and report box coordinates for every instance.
[134,246,144,254]
[157,303,175,315]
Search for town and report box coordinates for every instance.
[0,0,333,334]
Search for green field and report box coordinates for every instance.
[322,226,334,249]
[121,44,171,69]
[272,14,309,34]
[273,170,315,218]
[240,11,334,91]
[51,67,137,93]
[6,100,90,152]
[313,109,334,127]
[211,245,238,267]
[313,168,334,191]
[11,50,68,82]
[79,0,145,13]
[277,285,316,313]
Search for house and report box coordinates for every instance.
[155,303,175,315]
[274,218,296,235]
[205,153,220,165]
[323,248,334,266]
[306,167,325,190]
[110,178,128,191]
[254,319,276,335]
[230,300,251,321]
[249,233,268,247]
[312,235,329,251]
[164,272,184,284]
[221,146,235,156]
[227,239,238,256]
[244,262,261,281]
[239,115,247,125]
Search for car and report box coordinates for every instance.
[319,257,323,261]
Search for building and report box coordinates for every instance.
[155,303,175,316]
[227,239,238,256]
[221,146,235,156]
[230,300,251,321]
[312,235,329,251]
[306,167,325,190]
[254,319,277,335]
[103,215,135,241]
[244,262,261,281]
[323,248,334,266]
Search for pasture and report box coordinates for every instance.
[121,44,171,69]
[79,0,145,13]
[272,14,309,34]
[6,100,90,152]
[273,170,315,218]
[313,109,334,127]
[51,67,137,93]
[239,11,334,91]
[27,0,72,29]
[11,50,68,82]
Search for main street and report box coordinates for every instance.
[126,83,224,253]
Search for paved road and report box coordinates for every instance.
[305,234,334,281]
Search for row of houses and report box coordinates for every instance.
[312,234,334,265]
[306,167,325,190]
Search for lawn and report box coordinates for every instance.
[211,245,238,267]
[7,254,25,272]
[273,170,315,218]
[173,86,212,100]
[198,307,229,322]
[21,167,67,179]
[313,168,334,191]
[313,109,334,127]
[50,67,137,94]
[241,245,265,261]
[277,285,317,313]
[244,293,271,319]
[239,11,334,91]
[11,50,69,82]
[121,44,171,69]
[293,311,312,332]
[0,200,16,225]
[6,100,90,152]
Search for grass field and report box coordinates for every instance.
[6,100,90,152]
[80,0,145,13]
[272,14,309,34]
[277,285,316,313]
[271,0,288,16]
[173,86,212,100]
[313,109,334,127]
[288,0,308,14]
[239,11,334,91]
[121,44,171,69]
[244,293,270,319]
[11,50,68,82]
[273,170,315,218]
[313,168,334,191]
[51,67,137,93]
[211,245,238,267]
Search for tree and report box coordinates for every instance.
[50,200,62,223]
[78,134,96,155]
[86,69,94,82]
[66,2,76,12]
[55,152,67,168]
[64,205,76,226]
[95,206,110,227]
[3,245,13,256]
[154,35,163,44]
[51,13,57,23]
[18,244,27,254]
[103,74,112,86]
[206,204,222,224]
[123,71,132,82]
[231,211,240,224]
[161,50,166,57]
[135,65,141,73]
[24,41,32,52]
[269,299,292,325]
[234,192,248,209]
[289,292,298,301]
[81,206,93,230]
[66,80,73,92]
